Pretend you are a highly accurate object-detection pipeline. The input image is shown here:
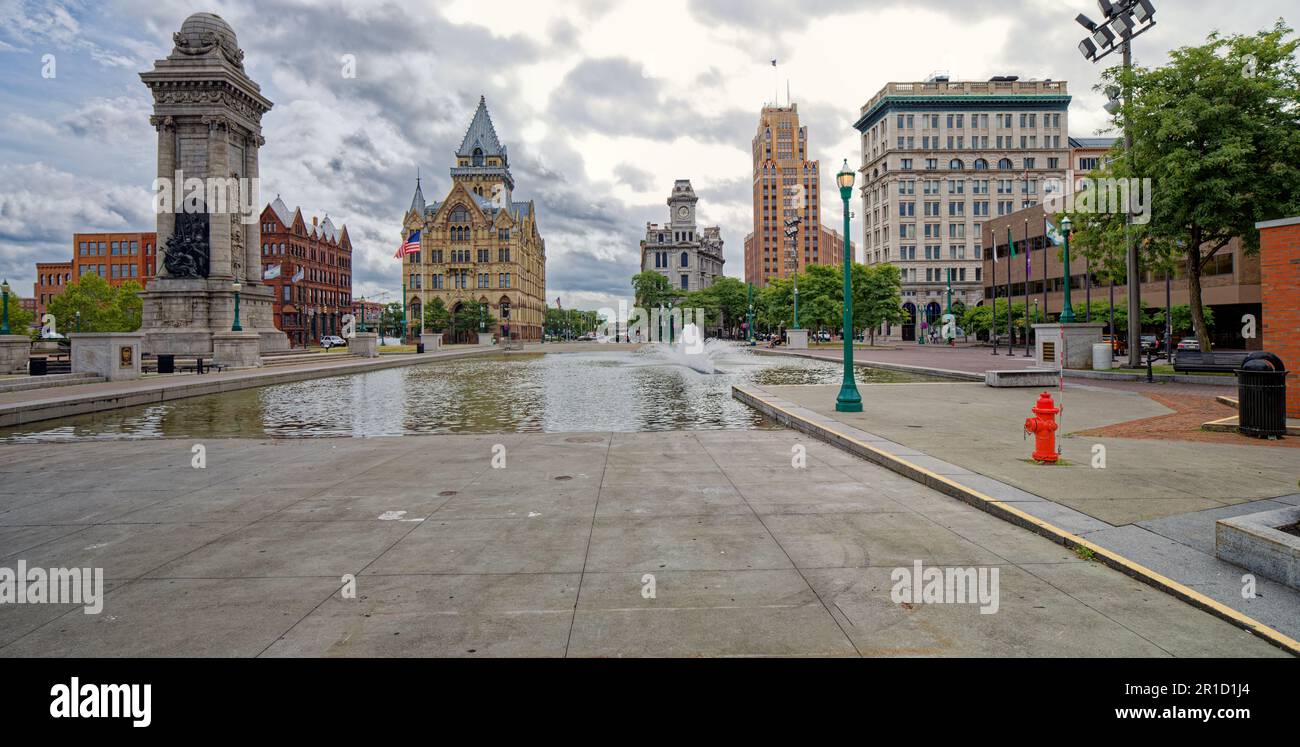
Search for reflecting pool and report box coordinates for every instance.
[0,345,937,441]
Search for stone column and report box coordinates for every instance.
[245,134,265,286]
[205,115,232,280]
[152,115,176,277]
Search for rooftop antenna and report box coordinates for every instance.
[771,58,778,107]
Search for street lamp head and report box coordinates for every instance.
[1078,37,1098,60]
[836,160,855,197]
[1091,23,1116,49]
[1097,0,1115,17]
[0,279,8,295]
[232,280,242,292]
[1061,215,1073,232]
[1133,0,1155,24]
[1075,12,1098,31]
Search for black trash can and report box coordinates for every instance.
[416,343,425,354]
[1236,352,1287,438]
[157,354,175,374]
[29,357,47,376]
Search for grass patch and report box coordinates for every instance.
[1074,545,1096,561]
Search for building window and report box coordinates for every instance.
[680,252,689,267]
[680,274,689,289]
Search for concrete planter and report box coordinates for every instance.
[422,332,443,351]
[1216,506,1300,590]
[787,329,809,350]
[212,331,262,369]
[69,332,143,381]
[1033,323,1104,370]
[477,332,494,346]
[348,332,378,358]
[0,334,30,375]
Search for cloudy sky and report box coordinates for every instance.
[0,0,1293,310]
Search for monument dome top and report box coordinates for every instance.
[172,12,243,68]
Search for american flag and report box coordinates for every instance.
[394,229,421,258]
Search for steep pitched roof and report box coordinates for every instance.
[319,215,338,243]
[408,178,425,215]
[456,95,506,160]
[269,195,294,228]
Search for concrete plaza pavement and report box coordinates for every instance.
[736,382,1300,646]
[0,430,1284,657]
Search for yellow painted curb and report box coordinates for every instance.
[733,385,1300,656]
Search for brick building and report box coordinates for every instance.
[1257,216,1300,418]
[744,102,849,287]
[259,196,353,347]
[983,203,1262,350]
[33,260,73,319]
[72,232,157,286]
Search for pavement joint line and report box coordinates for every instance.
[732,384,1300,657]
[563,431,615,658]
[692,431,864,656]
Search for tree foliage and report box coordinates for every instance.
[46,274,142,333]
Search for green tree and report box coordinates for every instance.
[450,300,496,338]
[852,263,904,345]
[631,270,675,310]
[46,274,142,333]
[1105,21,1300,350]
[2,294,36,337]
[379,301,405,339]
[421,297,451,332]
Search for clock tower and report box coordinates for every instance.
[668,179,697,229]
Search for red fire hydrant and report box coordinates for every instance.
[1023,392,1060,463]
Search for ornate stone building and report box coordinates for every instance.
[639,180,725,292]
[401,96,547,342]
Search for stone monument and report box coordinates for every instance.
[138,12,288,360]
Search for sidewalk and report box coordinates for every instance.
[733,382,1300,649]
[0,430,1284,657]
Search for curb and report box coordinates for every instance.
[732,384,1300,656]
[751,349,982,382]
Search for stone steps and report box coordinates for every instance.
[0,372,105,394]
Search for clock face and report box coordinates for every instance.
[678,206,689,220]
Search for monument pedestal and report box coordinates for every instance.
[478,332,494,346]
[348,332,378,358]
[141,279,288,357]
[212,331,262,369]
[0,334,31,375]
[1033,323,1104,370]
[70,333,143,381]
[421,332,443,351]
[787,329,809,350]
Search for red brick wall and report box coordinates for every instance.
[1259,220,1300,418]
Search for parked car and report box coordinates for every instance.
[319,335,347,349]
[816,331,831,342]
[1101,334,1126,355]
[1176,337,1200,352]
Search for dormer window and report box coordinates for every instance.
[473,148,484,167]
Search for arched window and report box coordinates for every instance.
[949,158,964,170]
[680,252,689,267]
[450,206,469,223]
[998,158,1013,170]
[472,148,484,167]
[974,158,988,170]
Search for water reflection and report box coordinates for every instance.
[0,346,934,441]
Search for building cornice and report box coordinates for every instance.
[853,94,1072,133]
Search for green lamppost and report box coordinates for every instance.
[667,299,674,345]
[231,280,243,332]
[835,160,862,413]
[0,279,11,335]
[945,268,952,315]
[357,296,366,333]
[401,285,408,343]
[746,282,754,345]
[1059,215,1076,324]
